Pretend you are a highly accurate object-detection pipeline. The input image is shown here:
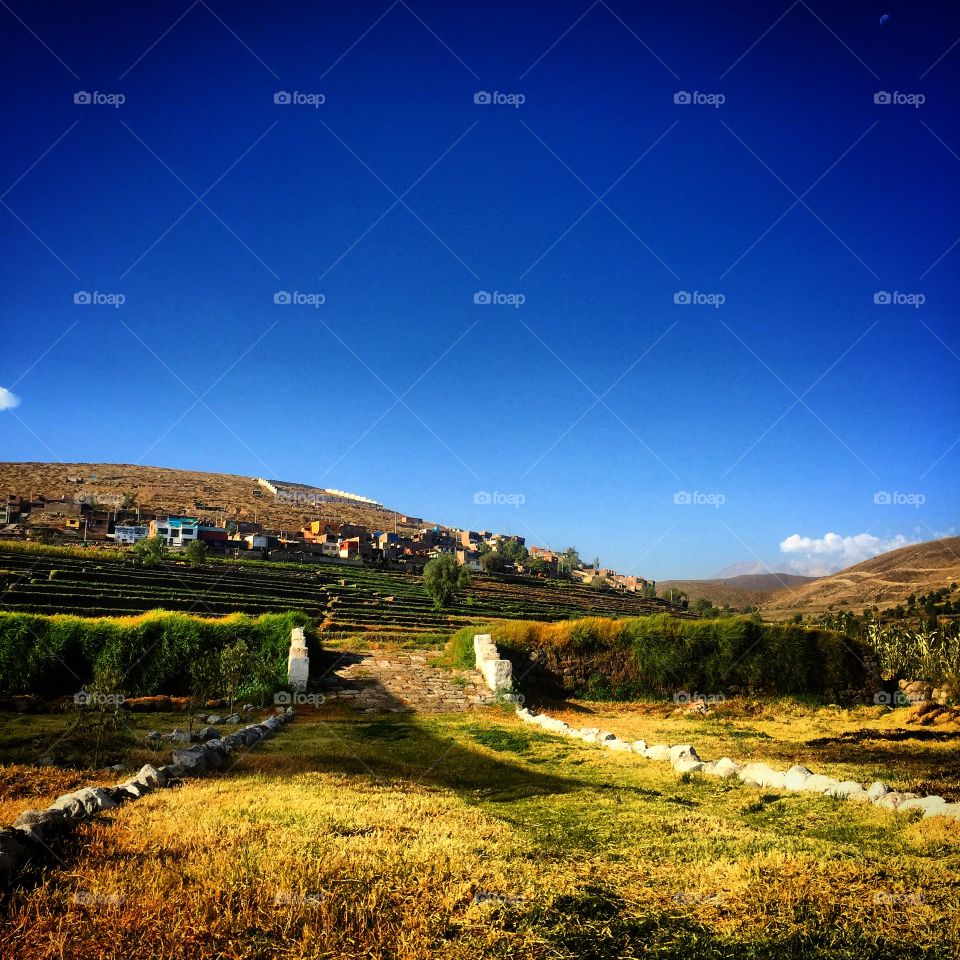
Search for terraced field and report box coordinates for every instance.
[0,546,676,632]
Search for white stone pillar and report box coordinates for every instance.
[287,627,309,693]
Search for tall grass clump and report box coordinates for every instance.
[450,614,868,697]
[0,609,318,697]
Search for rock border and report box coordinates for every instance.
[515,705,959,820]
[0,708,296,887]
[470,634,959,823]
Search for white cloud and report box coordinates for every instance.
[0,387,19,411]
[779,531,915,576]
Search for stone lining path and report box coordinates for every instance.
[314,650,497,713]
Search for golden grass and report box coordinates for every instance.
[2,703,959,958]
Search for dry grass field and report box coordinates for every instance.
[2,700,958,959]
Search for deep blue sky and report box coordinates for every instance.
[1,1,957,578]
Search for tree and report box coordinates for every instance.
[590,575,607,590]
[563,546,584,569]
[423,554,470,608]
[120,491,137,511]
[480,551,506,573]
[219,640,252,714]
[184,538,208,567]
[132,534,166,567]
[188,652,221,737]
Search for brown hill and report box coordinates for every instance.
[658,573,816,609]
[761,537,960,618]
[0,462,429,534]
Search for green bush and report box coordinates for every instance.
[0,609,319,697]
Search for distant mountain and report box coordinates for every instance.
[761,537,960,617]
[659,573,817,609]
[713,560,796,579]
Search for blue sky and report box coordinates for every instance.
[0,0,957,579]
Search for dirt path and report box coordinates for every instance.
[313,649,497,713]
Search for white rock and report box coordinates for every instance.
[700,760,718,775]
[644,745,671,761]
[799,774,839,794]
[673,755,704,774]
[669,744,698,763]
[597,732,617,743]
[738,762,779,787]
[631,740,648,754]
[606,739,633,752]
[899,796,947,816]
[712,757,741,779]
[826,781,867,800]
[783,765,814,791]
[866,781,889,802]
[874,791,917,811]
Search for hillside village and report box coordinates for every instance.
[0,472,656,596]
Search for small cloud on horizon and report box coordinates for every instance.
[0,387,20,411]
[779,531,915,576]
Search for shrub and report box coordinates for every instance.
[448,614,867,698]
[0,609,318,697]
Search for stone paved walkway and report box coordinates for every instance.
[313,649,497,713]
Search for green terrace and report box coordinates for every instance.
[0,545,675,632]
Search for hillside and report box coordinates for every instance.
[761,537,960,618]
[0,461,427,534]
[658,573,816,609]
